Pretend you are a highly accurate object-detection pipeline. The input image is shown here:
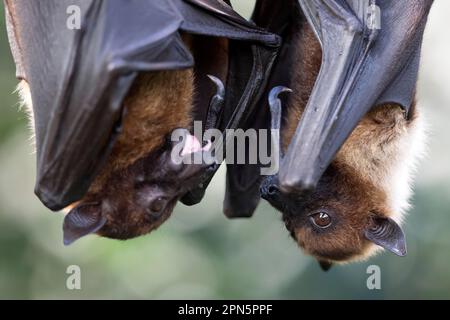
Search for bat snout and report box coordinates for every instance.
[260,177,281,201]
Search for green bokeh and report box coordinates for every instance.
[0,2,450,299]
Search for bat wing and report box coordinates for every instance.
[223,164,262,218]
[219,0,295,218]
[5,0,280,210]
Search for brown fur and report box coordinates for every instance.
[285,162,388,262]
[278,20,420,263]
[62,33,234,242]
[282,20,322,151]
[67,67,196,239]
[76,145,192,239]
[89,70,193,193]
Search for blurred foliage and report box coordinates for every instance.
[0,1,450,299]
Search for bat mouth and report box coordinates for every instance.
[62,128,214,244]
[180,133,211,156]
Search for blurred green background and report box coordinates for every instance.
[1,1,450,299]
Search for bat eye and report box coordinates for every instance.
[148,197,167,217]
[310,211,332,229]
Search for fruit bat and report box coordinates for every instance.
[5,0,281,243]
[63,75,223,244]
[254,0,433,268]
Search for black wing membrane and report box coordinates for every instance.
[178,1,281,214]
[279,0,434,194]
[5,0,280,210]
[220,0,298,218]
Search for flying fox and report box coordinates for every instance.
[16,42,223,245]
[5,0,280,243]
[61,73,224,245]
[255,0,433,268]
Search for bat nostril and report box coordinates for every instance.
[268,184,279,195]
[260,183,279,199]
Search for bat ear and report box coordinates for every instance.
[318,260,333,272]
[364,217,407,257]
[63,203,106,246]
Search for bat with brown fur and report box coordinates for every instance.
[5,0,281,243]
[254,0,433,269]
[62,71,224,244]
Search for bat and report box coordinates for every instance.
[63,74,223,245]
[5,0,281,242]
[262,86,425,269]
[254,0,433,268]
[5,0,280,210]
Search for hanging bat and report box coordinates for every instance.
[5,0,280,243]
[63,75,223,245]
[262,86,425,270]
[255,0,433,268]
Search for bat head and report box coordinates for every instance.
[61,71,223,245]
[261,161,406,268]
[261,87,424,269]
[63,131,214,245]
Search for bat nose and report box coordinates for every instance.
[260,182,280,200]
[267,184,279,196]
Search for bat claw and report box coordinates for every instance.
[268,86,291,161]
[268,86,292,111]
[207,74,225,98]
[268,86,291,130]
[205,75,225,131]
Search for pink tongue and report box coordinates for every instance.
[181,134,210,156]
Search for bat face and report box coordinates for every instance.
[262,94,423,266]
[263,162,392,263]
[63,134,212,245]
[60,69,223,245]
[14,33,220,245]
